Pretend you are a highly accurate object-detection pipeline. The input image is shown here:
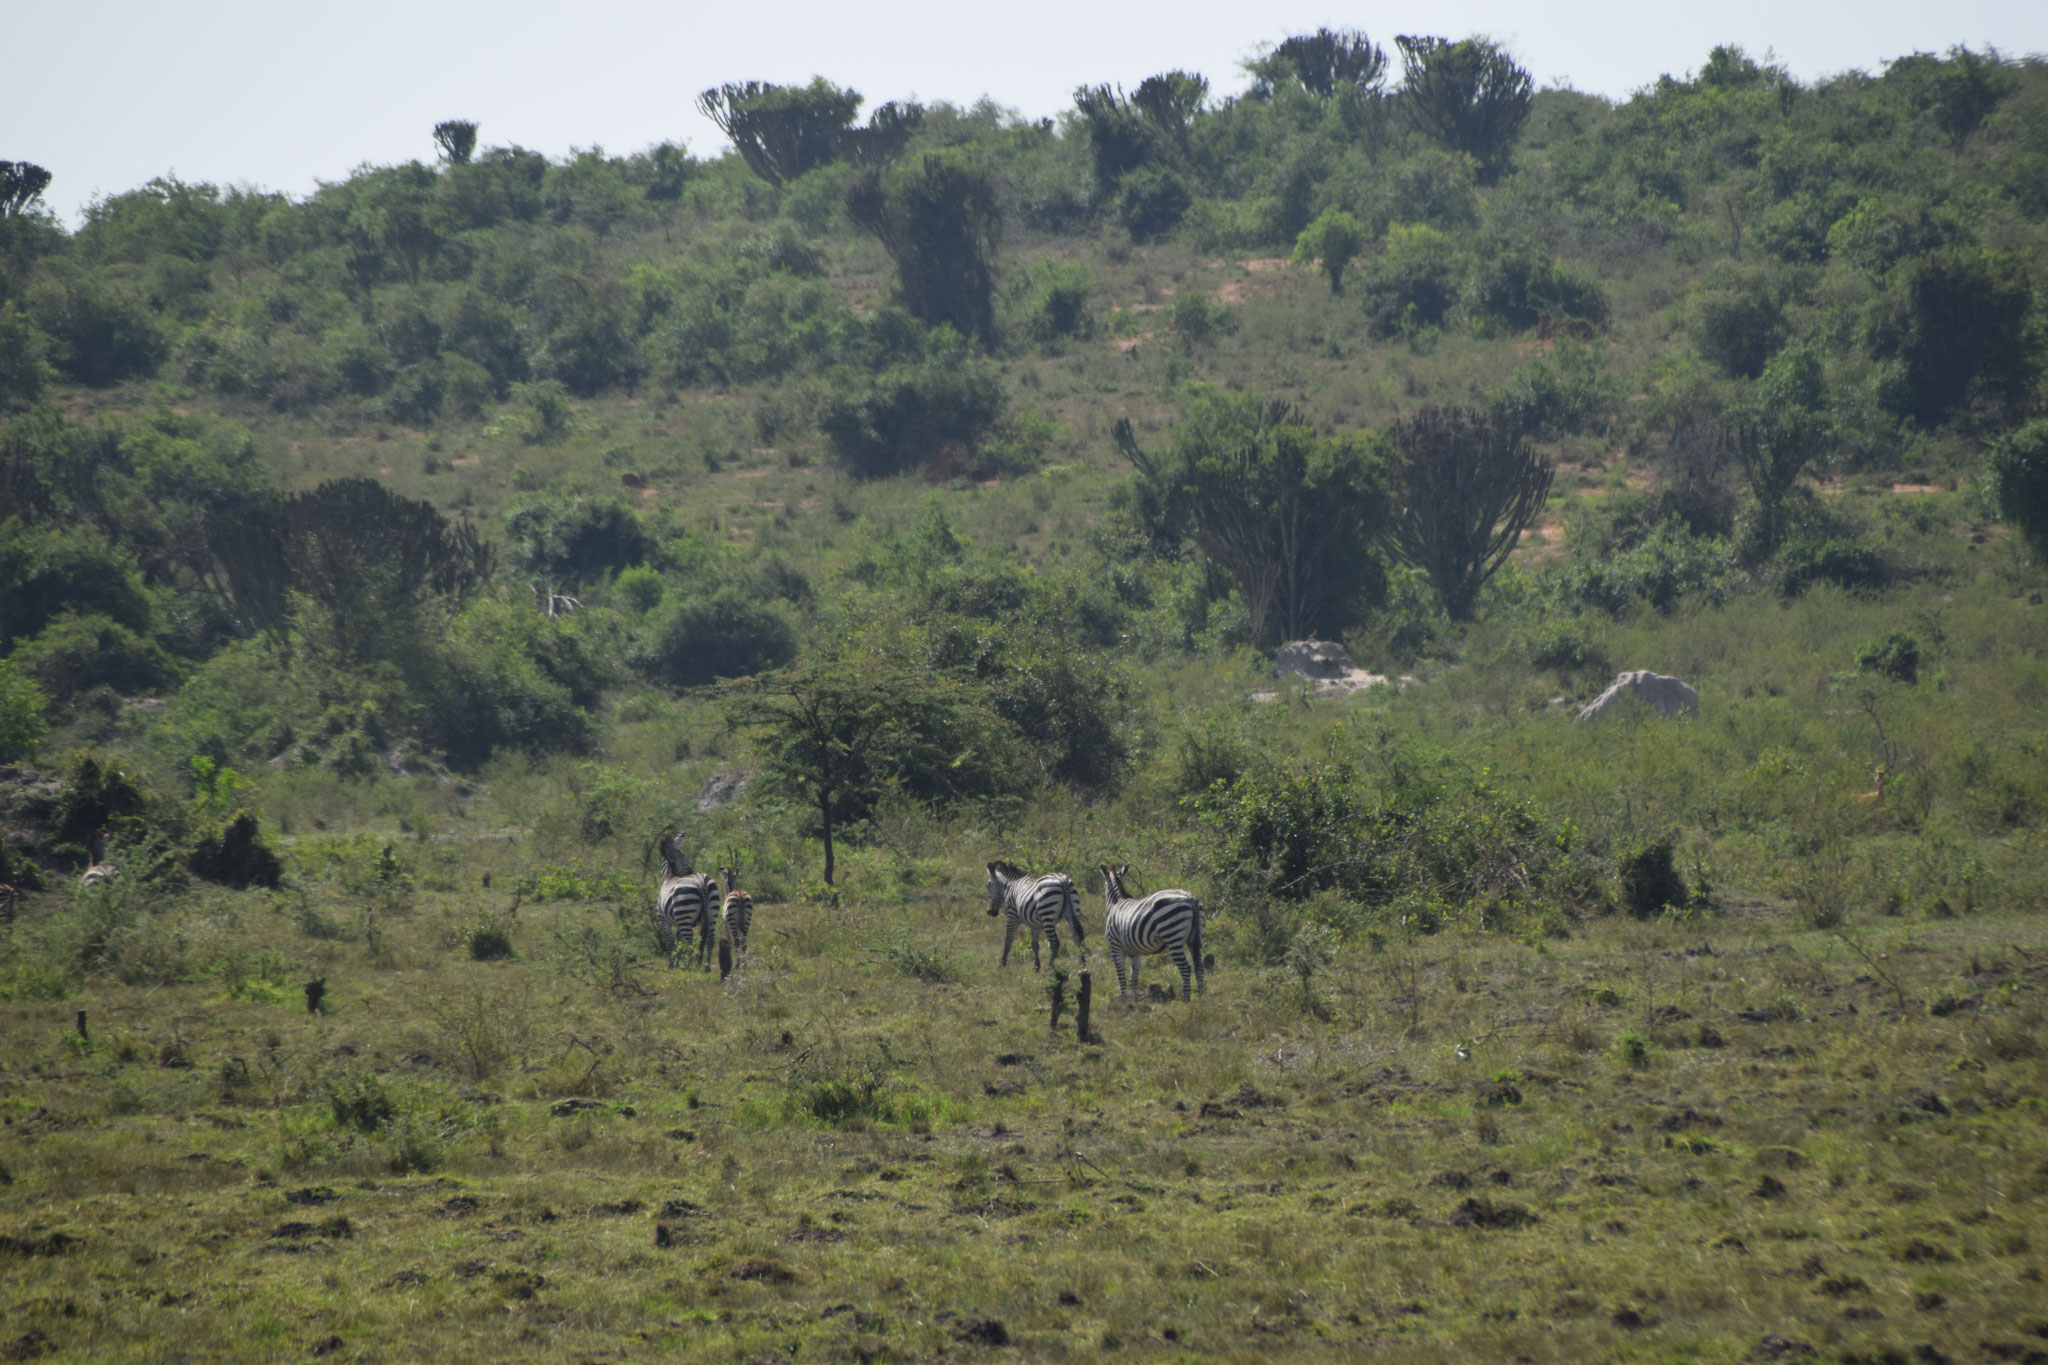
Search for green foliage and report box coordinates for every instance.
[1617,834,1687,918]
[1395,36,1534,185]
[1685,264,1791,380]
[819,330,1005,479]
[12,610,177,704]
[698,80,866,187]
[0,521,151,649]
[638,591,797,690]
[1497,339,1616,439]
[24,267,168,385]
[1249,29,1388,101]
[613,565,666,614]
[50,751,152,850]
[1857,631,1922,685]
[1004,261,1094,346]
[503,498,655,587]
[187,811,283,889]
[1116,393,1393,646]
[0,656,47,762]
[0,301,54,408]
[1292,208,1367,295]
[1359,224,1462,337]
[1162,293,1238,348]
[846,151,1002,347]
[1990,419,2048,563]
[1387,405,1553,621]
[1466,246,1608,332]
[1865,247,2037,428]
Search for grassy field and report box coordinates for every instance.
[3,822,2046,1361]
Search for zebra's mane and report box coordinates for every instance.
[658,831,692,878]
[987,859,1030,879]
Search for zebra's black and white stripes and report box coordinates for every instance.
[718,865,753,977]
[81,829,117,889]
[1099,863,1205,1002]
[655,830,717,970]
[985,860,1084,972]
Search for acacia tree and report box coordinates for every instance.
[432,120,479,166]
[726,649,1020,886]
[1729,345,1832,559]
[1115,395,1393,647]
[846,152,1002,347]
[1395,36,1534,185]
[1386,405,1553,620]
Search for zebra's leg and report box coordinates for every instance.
[1001,917,1017,968]
[1168,945,1194,1002]
[1030,924,1042,972]
[1127,953,1140,1000]
[1192,930,1206,995]
[1046,926,1061,964]
[1109,947,1126,1000]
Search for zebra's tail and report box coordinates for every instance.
[1065,880,1086,945]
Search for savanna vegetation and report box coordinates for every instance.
[3,31,2048,1361]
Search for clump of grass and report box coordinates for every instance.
[1617,834,1687,919]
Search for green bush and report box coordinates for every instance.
[1990,419,2048,563]
[1359,224,1462,337]
[819,334,1005,479]
[503,498,656,586]
[1685,265,1790,379]
[638,591,797,689]
[1618,835,1687,918]
[1778,535,1890,596]
[0,522,152,649]
[187,811,283,889]
[0,657,48,763]
[1856,631,1921,685]
[613,566,666,614]
[11,612,178,702]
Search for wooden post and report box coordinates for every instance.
[75,1010,88,1046]
[1047,968,1069,1035]
[1077,971,1094,1045]
[718,940,733,980]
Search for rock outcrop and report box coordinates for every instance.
[1575,671,1699,724]
[1254,640,1411,701]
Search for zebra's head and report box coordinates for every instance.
[1099,863,1130,904]
[719,865,740,892]
[657,829,690,879]
[985,860,1024,916]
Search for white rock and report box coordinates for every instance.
[1575,671,1700,724]
[1264,639,1408,699]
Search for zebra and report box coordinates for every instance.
[985,860,1084,972]
[81,829,118,889]
[1099,863,1205,1002]
[717,865,753,978]
[654,830,717,970]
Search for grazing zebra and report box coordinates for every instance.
[81,830,118,889]
[654,830,717,970]
[717,865,753,977]
[1099,863,1205,1002]
[984,860,1084,972]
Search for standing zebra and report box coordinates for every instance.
[1099,863,1205,1002]
[654,830,717,970]
[985,860,1085,972]
[81,830,118,889]
[717,865,753,978]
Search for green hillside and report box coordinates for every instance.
[3,35,2047,1361]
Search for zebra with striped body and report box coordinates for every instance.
[717,865,753,977]
[654,830,717,970]
[985,860,1084,972]
[1099,863,1205,1002]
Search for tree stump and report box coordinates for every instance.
[1077,971,1097,1045]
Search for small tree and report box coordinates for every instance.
[1730,345,1831,558]
[1991,419,2048,564]
[726,652,1017,886]
[845,151,1002,347]
[1115,395,1394,647]
[1292,208,1367,296]
[1129,70,1209,163]
[1395,36,1534,186]
[1386,405,1553,620]
[432,120,479,166]
[1865,246,2036,429]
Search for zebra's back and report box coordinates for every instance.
[656,873,717,967]
[1007,873,1080,932]
[1106,890,1201,954]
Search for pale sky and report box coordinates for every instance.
[11,0,2047,223]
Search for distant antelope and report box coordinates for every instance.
[1099,864,1205,1002]
[654,829,716,969]
[81,830,118,889]
[984,861,1084,971]
[717,865,753,979]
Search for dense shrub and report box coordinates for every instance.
[10,612,177,700]
[1778,535,1890,596]
[503,498,656,586]
[187,811,283,889]
[1359,224,1462,336]
[819,334,1005,478]
[1990,419,2048,563]
[1856,631,1921,684]
[1618,835,1687,918]
[638,591,797,689]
